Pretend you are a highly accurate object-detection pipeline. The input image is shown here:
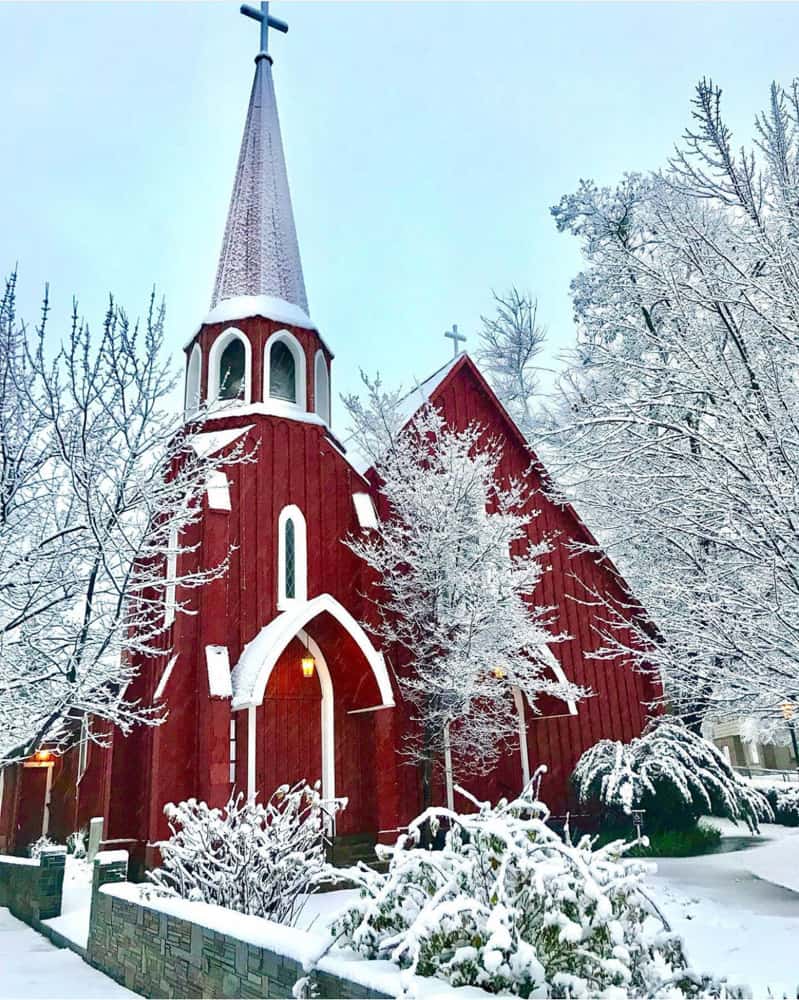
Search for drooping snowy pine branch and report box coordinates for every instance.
[0,273,251,764]
[572,718,771,833]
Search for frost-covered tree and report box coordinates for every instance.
[572,719,770,834]
[344,377,583,808]
[497,79,799,738]
[333,773,725,998]
[148,782,341,925]
[476,288,548,440]
[0,273,247,764]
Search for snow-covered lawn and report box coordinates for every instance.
[0,906,135,998]
[646,819,799,996]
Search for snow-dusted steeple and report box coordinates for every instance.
[211,49,308,312]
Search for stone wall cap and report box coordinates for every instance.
[95,849,129,864]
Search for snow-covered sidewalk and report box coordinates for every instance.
[646,819,799,996]
[0,906,136,999]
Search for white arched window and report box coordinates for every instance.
[208,328,252,405]
[314,350,330,424]
[277,505,307,608]
[185,343,202,416]
[264,331,306,412]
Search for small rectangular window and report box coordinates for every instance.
[352,492,379,529]
[206,470,232,511]
[229,718,237,784]
[205,645,233,699]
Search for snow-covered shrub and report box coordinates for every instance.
[333,773,713,998]
[573,719,771,834]
[28,834,56,859]
[66,828,87,858]
[761,784,799,827]
[148,781,343,925]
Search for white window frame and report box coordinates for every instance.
[229,717,237,785]
[264,330,306,413]
[184,343,202,416]
[208,327,252,405]
[277,504,307,609]
[314,349,330,424]
[352,492,379,529]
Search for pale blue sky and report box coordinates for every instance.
[2,2,798,423]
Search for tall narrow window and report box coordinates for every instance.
[229,718,237,784]
[219,338,246,400]
[270,341,296,402]
[284,519,296,599]
[278,505,307,608]
[185,344,202,415]
[314,351,330,423]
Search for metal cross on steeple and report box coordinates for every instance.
[444,324,466,358]
[240,2,288,55]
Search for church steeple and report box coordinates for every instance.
[211,5,308,312]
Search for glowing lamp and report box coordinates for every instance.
[301,653,316,679]
[781,701,796,722]
[492,666,507,680]
[33,749,53,763]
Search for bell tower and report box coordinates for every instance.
[184,2,332,427]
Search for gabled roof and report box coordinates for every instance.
[211,54,308,312]
[387,352,647,612]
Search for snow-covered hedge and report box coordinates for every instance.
[760,784,799,827]
[572,719,771,834]
[333,774,717,998]
[148,781,342,926]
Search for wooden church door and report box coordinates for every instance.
[260,641,323,802]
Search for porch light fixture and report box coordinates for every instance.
[781,701,795,721]
[492,665,507,680]
[301,652,315,679]
[33,749,53,763]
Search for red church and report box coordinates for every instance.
[0,13,658,866]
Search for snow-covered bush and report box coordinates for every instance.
[573,719,771,834]
[148,781,343,925]
[27,834,56,859]
[333,773,714,998]
[66,828,87,859]
[761,784,799,827]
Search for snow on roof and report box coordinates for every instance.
[188,424,253,460]
[206,645,233,700]
[197,294,315,336]
[342,354,464,475]
[211,55,308,312]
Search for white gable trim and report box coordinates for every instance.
[154,654,179,701]
[526,645,579,717]
[231,593,394,710]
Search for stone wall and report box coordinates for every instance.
[0,846,65,925]
[87,853,390,999]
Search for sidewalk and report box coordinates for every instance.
[0,906,136,999]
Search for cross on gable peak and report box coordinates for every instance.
[444,323,467,359]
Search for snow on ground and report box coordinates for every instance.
[0,906,135,999]
[646,819,799,996]
[42,855,92,950]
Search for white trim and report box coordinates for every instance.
[264,329,306,413]
[164,526,178,628]
[208,327,252,405]
[231,593,394,710]
[277,505,308,609]
[154,654,178,701]
[184,343,202,416]
[443,724,454,811]
[42,764,54,838]
[229,717,237,785]
[313,349,330,424]
[512,687,531,787]
[298,629,335,806]
[247,705,256,800]
[77,716,89,785]
[526,646,579,717]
